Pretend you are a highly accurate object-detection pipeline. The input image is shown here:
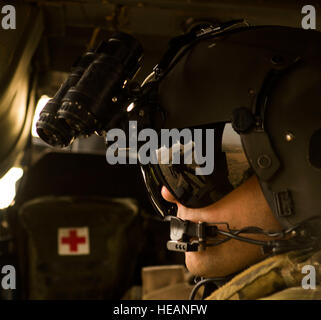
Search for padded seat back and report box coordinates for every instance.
[19,196,143,299]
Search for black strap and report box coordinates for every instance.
[154,19,248,79]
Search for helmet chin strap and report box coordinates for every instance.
[165,215,321,254]
[165,216,321,300]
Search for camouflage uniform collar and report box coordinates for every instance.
[206,249,321,300]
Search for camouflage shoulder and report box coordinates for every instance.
[259,286,321,300]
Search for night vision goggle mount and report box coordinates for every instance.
[36,19,249,148]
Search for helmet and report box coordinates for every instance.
[142,25,321,234]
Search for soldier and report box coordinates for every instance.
[140,23,321,300]
[33,21,321,300]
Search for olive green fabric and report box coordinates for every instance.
[206,250,321,300]
[19,196,144,299]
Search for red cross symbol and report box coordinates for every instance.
[61,229,86,252]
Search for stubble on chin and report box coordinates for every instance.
[184,239,265,278]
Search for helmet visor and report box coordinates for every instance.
[141,123,251,217]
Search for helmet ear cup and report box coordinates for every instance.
[309,129,321,170]
[253,60,321,230]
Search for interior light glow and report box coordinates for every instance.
[31,95,51,137]
[127,102,135,112]
[0,167,23,209]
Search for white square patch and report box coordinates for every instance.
[58,227,90,255]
